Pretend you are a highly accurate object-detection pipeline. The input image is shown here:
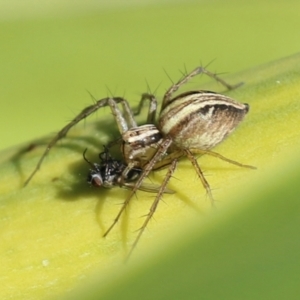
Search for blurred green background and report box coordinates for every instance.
[1,0,299,150]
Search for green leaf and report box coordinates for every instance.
[1,52,300,299]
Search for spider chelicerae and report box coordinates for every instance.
[25,66,255,259]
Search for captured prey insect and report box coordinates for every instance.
[83,146,174,194]
[24,66,255,259]
[83,146,141,189]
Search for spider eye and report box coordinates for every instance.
[88,172,103,187]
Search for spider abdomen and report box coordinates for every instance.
[159,91,249,150]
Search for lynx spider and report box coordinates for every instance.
[25,66,255,259]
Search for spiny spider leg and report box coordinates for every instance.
[103,137,172,238]
[151,150,184,170]
[119,98,138,128]
[126,159,178,261]
[162,66,242,110]
[24,97,133,186]
[184,149,214,206]
[134,93,158,123]
[184,148,257,206]
[189,148,257,170]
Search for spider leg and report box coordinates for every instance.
[134,93,158,124]
[152,150,184,170]
[123,181,174,194]
[189,148,256,170]
[126,159,178,261]
[103,137,172,238]
[184,149,215,207]
[162,66,242,110]
[24,97,132,186]
[120,98,138,128]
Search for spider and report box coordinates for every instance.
[24,66,255,259]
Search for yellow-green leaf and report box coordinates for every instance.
[1,52,300,299]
